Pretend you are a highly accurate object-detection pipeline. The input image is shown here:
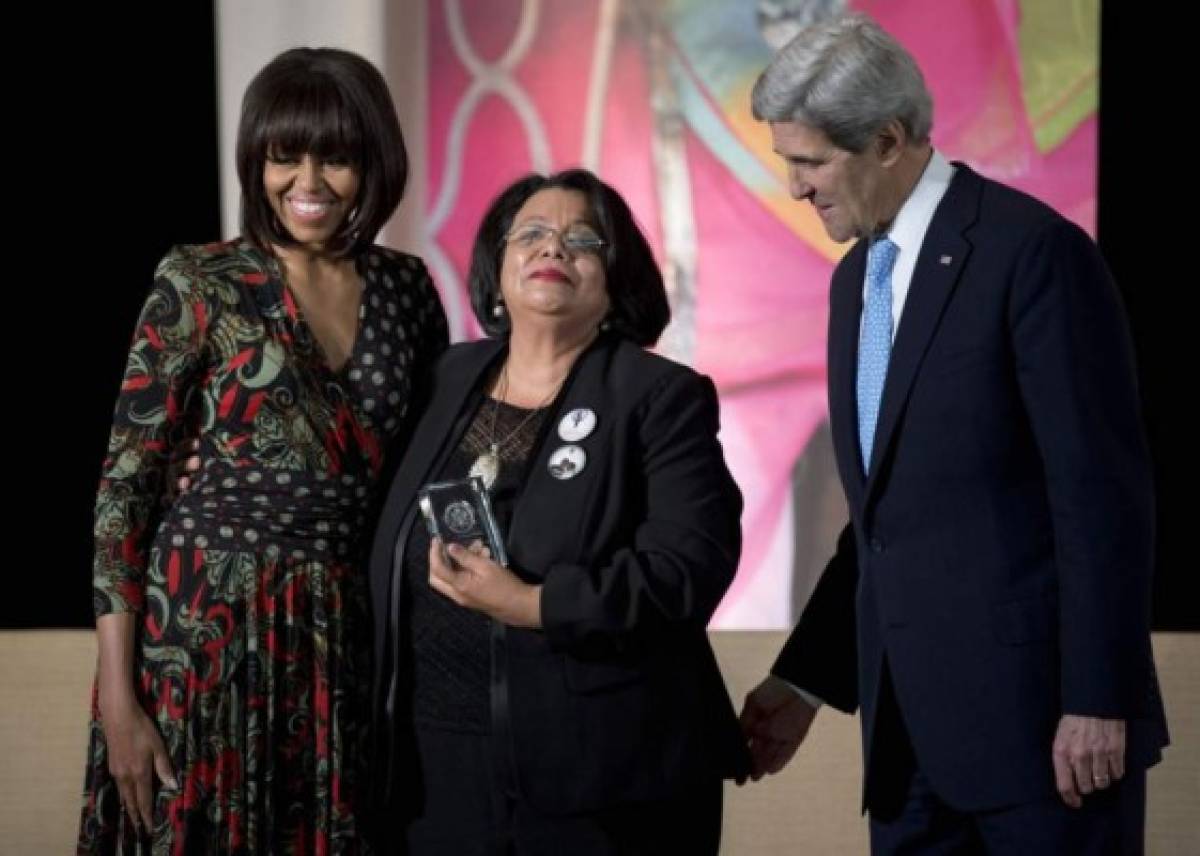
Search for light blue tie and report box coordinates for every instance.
[856,237,899,473]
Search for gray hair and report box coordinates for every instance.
[750,12,933,152]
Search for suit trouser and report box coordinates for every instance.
[867,662,1147,856]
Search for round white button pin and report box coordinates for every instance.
[547,444,587,480]
[558,408,597,442]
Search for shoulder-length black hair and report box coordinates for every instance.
[468,169,671,346]
[236,47,407,257]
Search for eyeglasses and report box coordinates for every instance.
[504,223,607,256]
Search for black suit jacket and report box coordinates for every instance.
[773,165,1168,812]
[368,333,750,815]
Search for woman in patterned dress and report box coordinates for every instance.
[78,47,447,854]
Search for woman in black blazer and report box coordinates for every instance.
[368,169,749,854]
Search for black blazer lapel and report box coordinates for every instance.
[368,339,506,661]
[828,240,868,512]
[374,345,497,534]
[505,336,617,577]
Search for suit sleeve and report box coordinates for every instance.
[1008,217,1155,717]
[770,521,860,712]
[540,370,743,651]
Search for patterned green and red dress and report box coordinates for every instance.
[77,238,447,854]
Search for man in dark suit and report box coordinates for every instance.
[738,13,1167,854]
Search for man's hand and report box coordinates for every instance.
[739,674,819,782]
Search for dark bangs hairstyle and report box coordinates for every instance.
[236,47,407,257]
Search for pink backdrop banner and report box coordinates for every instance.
[421,0,1098,628]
